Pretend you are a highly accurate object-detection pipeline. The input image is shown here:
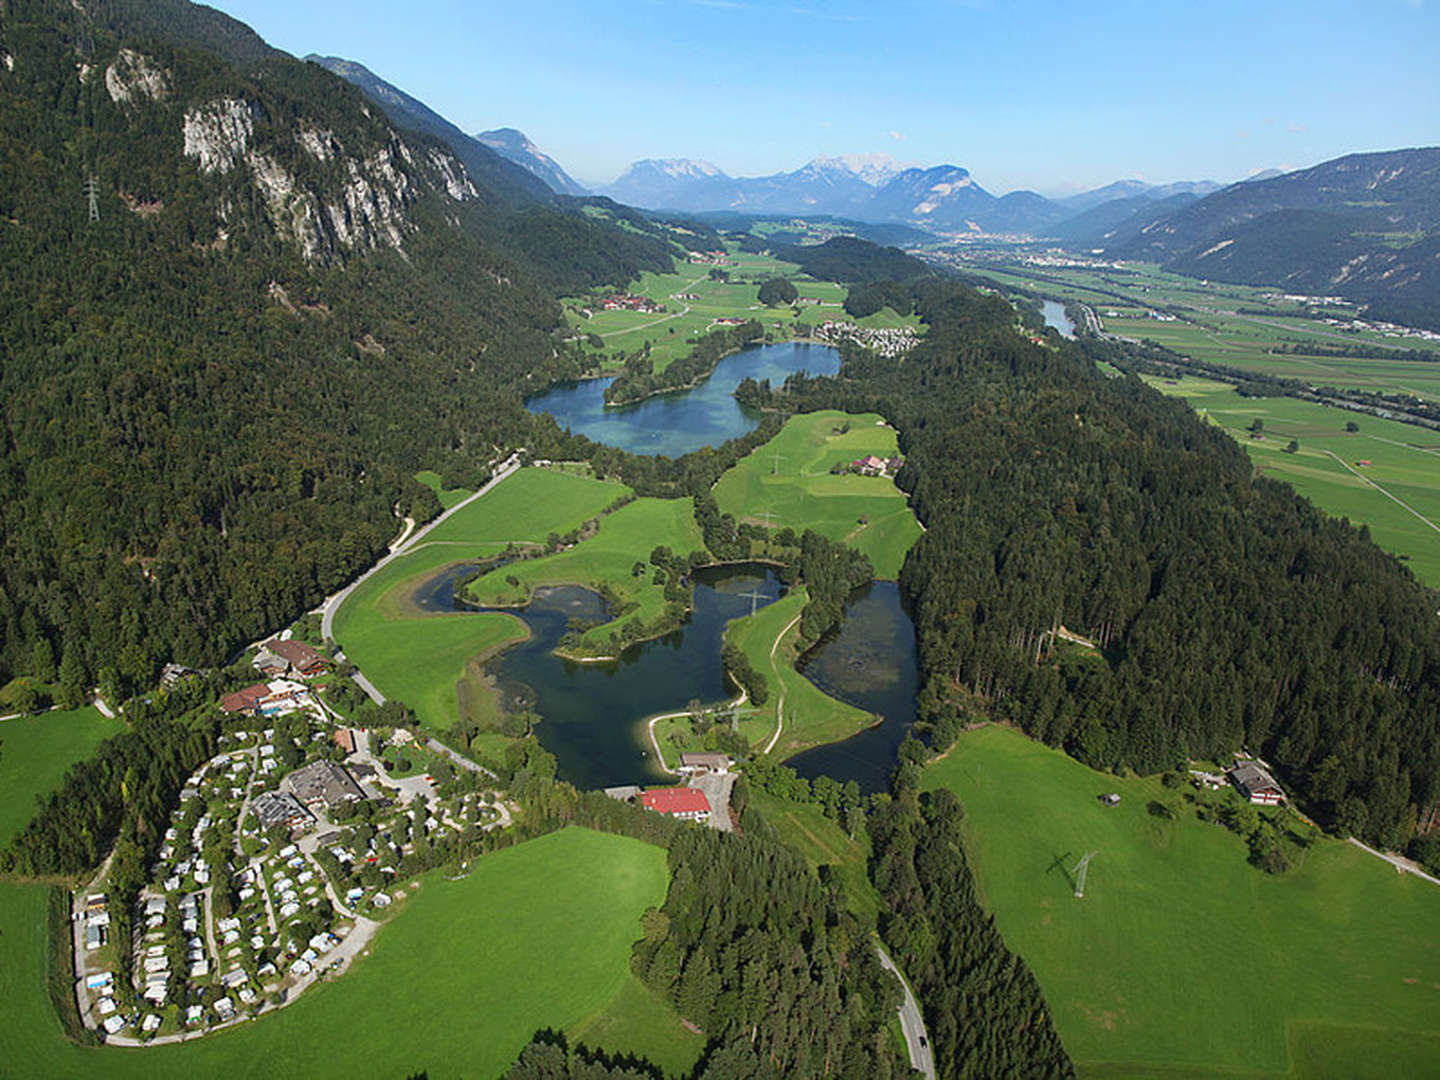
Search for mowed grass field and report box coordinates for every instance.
[726,588,876,759]
[565,249,922,373]
[0,705,121,844]
[1145,375,1440,586]
[334,469,629,730]
[926,726,1440,1079]
[465,495,705,654]
[713,410,922,579]
[0,827,702,1079]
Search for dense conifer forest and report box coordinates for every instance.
[754,276,1440,851]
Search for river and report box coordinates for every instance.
[1041,299,1076,339]
[525,340,841,457]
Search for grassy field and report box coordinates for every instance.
[713,410,922,579]
[464,496,706,655]
[0,827,700,1079]
[333,468,629,731]
[415,469,471,509]
[0,706,122,845]
[925,726,1440,1078]
[1144,375,1440,586]
[565,247,923,373]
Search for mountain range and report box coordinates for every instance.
[595,154,1234,236]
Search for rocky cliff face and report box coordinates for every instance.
[176,86,477,265]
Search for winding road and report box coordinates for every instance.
[319,453,521,644]
[875,939,936,1080]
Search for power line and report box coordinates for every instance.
[84,176,100,223]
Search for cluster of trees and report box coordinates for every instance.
[771,237,929,285]
[1,687,218,876]
[756,277,797,306]
[870,771,1075,1079]
[736,759,864,836]
[771,276,1440,851]
[843,279,916,320]
[629,827,907,1078]
[719,641,767,706]
[603,321,764,406]
[795,531,874,644]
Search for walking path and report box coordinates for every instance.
[1348,836,1440,888]
[874,939,936,1080]
[644,692,747,775]
[761,611,805,755]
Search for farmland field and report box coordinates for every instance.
[333,468,629,731]
[565,248,922,373]
[0,827,697,1079]
[0,706,122,845]
[926,725,1440,1078]
[1144,375,1440,586]
[962,258,1440,402]
[713,409,922,579]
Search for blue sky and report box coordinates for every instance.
[216,0,1437,195]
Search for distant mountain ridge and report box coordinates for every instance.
[476,127,588,195]
[1085,147,1440,328]
[600,153,1228,235]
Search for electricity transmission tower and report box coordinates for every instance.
[736,588,768,616]
[752,508,778,530]
[770,451,785,475]
[84,176,101,222]
[1072,851,1098,899]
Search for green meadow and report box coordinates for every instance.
[0,706,121,845]
[464,495,706,655]
[713,410,922,579]
[744,787,879,924]
[0,827,699,1079]
[926,725,1440,1078]
[333,468,629,731]
[565,248,922,373]
[1145,375,1440,586]
[414,469,471,509]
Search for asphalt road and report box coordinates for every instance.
[319,453,521,643]
[874,940,936,1080]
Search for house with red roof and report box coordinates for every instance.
[641,787,711,822]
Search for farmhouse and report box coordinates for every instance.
[254,638,330,679]
[1229,761,1285,805]
[678,751,731,775]
[641,787,711,822]
[287,760,366,811]
[252,790,313,832]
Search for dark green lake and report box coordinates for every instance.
[417,563,917,792]
[525,341,840,457]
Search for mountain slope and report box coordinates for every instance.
[1105,147,1440,325]
[476,127,588,195]
[0,0,668,693]
[307,55,552,206]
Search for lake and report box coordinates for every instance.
[1041,299,1076,339]
[525,341,841,457]
[411,561,918,792]
[786,580,918,793]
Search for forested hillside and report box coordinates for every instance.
[760,276,1440,851]
[0,0,671,697]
